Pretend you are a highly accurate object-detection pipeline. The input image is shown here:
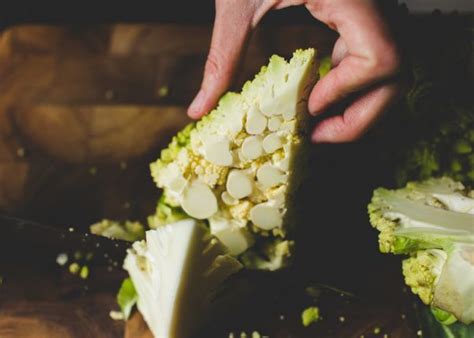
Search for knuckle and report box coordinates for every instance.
[366,43,401,78]
[381,45,401,76]
[204,48,231,83]
[205,50,221,77]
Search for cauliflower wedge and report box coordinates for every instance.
[368,177,474,324]
[124,219,242,338]
[150,49,318,269]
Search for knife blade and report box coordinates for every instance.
[0,214,130,266]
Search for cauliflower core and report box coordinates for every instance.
[124,219,242,338]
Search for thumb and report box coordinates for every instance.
[187,1,263,119]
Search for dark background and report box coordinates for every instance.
[0,0,472,29]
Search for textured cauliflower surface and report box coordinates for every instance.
[149,49,317,268]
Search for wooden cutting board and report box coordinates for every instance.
[0,259,416,338]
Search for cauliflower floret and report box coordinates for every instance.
[229,200,253,222]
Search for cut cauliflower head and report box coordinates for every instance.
[368,177,474,324]
[150,49,318,268]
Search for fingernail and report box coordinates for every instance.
[187,89,206,118]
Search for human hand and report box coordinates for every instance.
[187,0,400,143]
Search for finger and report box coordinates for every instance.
[331,37,348,67]
[308,49,399,116]
[306,0,400,115]
[273,0,306,10]
[311,82,399,143]
[187,1,261,119]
